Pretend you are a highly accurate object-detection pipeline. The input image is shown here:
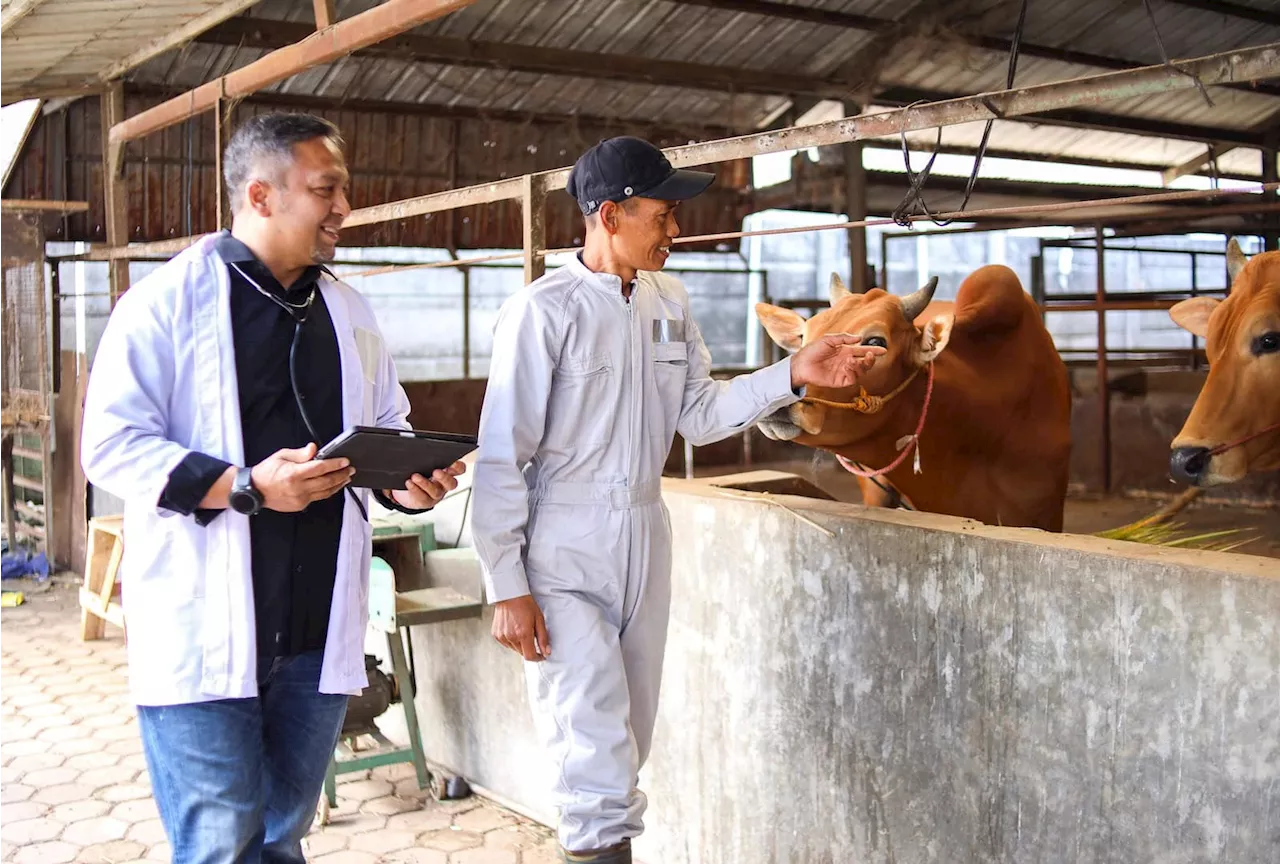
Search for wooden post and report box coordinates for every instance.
[313,0,336,28]
[842,101,869,293]
[52,351,88,574]
[40,407,53,565]
[2,436,15,553]
[522,174,546,285]
[1095,223,1110,493]
[101,80,130,305]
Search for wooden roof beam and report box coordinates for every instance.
[109,0,475,146]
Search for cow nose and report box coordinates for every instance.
[1170,446,1211,485]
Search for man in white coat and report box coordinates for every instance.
[471,136,885,863]
[81,113,463,864]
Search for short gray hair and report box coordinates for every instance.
[222,113,344,210]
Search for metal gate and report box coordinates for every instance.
[1,208,53,556]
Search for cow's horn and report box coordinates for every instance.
[900,276,938,322]
[1226,237,1247,282]
[829,272,851,306]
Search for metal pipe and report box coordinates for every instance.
[100,185,1280,263]
[1095,223,1110,494]
[335,44,1280,228]
[1189,250,1200,371]
[461,266,471,380]
[1045,299,1189,311]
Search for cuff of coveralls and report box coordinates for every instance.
[483,567,531,605]
[768,355,805,402]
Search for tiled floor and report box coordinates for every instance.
[0,579,558,863]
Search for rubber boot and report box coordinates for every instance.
[561,839,632,864]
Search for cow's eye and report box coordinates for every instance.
[863,336,888,349]
[1252,332,1280,355]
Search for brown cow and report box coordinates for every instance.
[755,265,1071,531]
[1168,238,1280,486]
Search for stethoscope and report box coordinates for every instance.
[230,262,368,522]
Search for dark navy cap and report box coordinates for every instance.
[566,136,715,216]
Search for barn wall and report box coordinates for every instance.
[3,95,751,251]
[1069,368,1280,501]
[396,479,1279,864]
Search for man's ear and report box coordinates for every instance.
[755,303,806,353]
[245,178,272,216]
[917,313,954,364]
[597,200,622,236]
[1169,296,1219,338]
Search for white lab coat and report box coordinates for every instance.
[81,233,412,707]
[471,255,799,850]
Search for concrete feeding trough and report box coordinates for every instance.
[390,474,1278,864]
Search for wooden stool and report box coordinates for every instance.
[80,515,125,640]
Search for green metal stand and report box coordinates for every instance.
[324,547,481,808]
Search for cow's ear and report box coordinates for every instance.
[916,313,954,364]
[1170,296,1218,338]
[755,303,806,353]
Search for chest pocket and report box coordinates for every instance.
[548,353,614,443]
[652,337,688,431]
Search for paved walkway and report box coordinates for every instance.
[1,579,558,864]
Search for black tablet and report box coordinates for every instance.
[315,426,477,490]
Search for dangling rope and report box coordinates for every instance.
[890,0,1030,228]
[1141,0,1214,109]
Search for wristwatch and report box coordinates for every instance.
[228,467,264,516]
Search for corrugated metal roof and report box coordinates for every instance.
[0,0,259,103]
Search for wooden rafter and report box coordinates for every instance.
[110,0,476,145]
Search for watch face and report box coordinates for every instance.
[230,488,259,515]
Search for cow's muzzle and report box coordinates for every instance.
[758,403,824,440]
[1170,446,1211,486]
[758,409,802,441]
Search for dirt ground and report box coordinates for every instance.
[690,457,1280,562]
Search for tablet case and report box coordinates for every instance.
[316,426,477,490]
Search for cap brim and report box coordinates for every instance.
[640,168,715,202]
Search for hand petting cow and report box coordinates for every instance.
[1168,237,1280,487]
[755,265,1071,531]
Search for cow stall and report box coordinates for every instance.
[369,472,1279,863]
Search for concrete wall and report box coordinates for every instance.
[403,478,1280,864]
[1070,369,1280,500]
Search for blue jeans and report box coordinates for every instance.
[136,651,348,864]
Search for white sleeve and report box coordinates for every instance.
[373,326,412,432]
[470,289,560,603]
[676,311,801,447]
[80,287,194,514]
